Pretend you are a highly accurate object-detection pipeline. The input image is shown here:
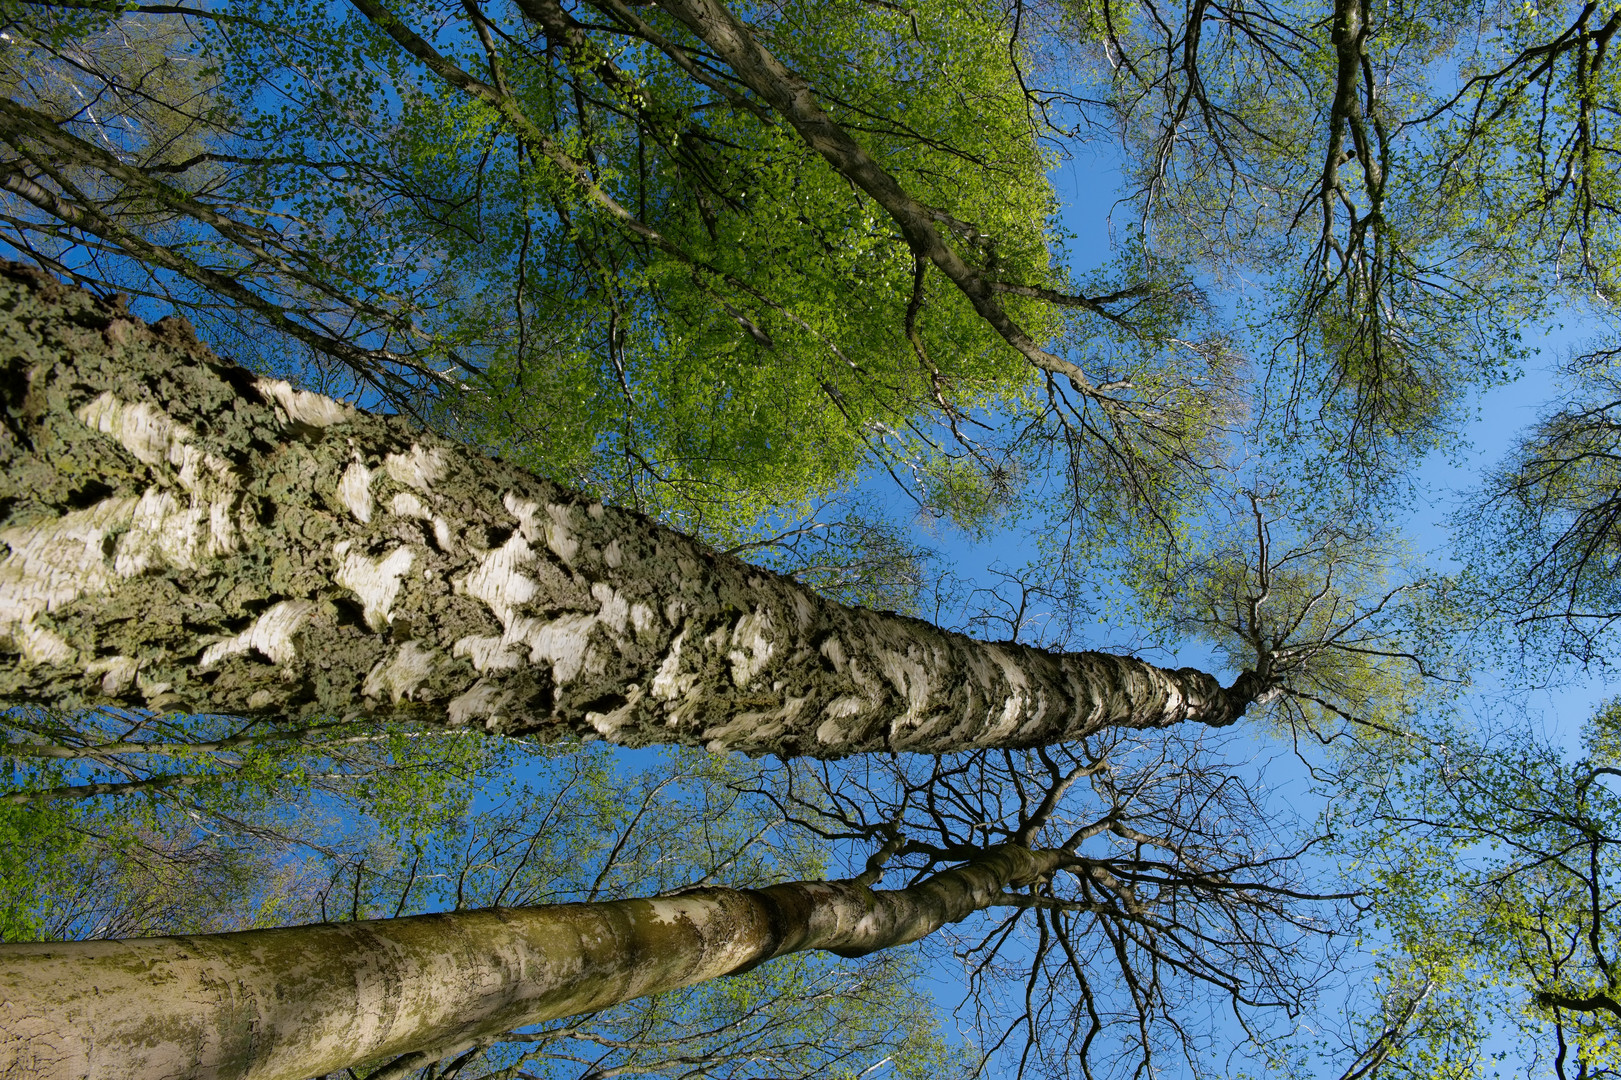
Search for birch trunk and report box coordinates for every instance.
[0,845,1064,1080]
[0,263,1262,756]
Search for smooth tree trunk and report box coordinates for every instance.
[0,264,1263,755]
[0,844,1065,1080]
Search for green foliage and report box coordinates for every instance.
[407,0,1061,541]
[1090,0,1553,462]
[469,949,966,1080]
[0,0,1264,576]
[0,706,506,937]
[0,4,222,172]
[0,797,70,941]
[1453,345,1621,667]
[13,0,1621,1073]
[1434,0,1621,301]
[0,781,277,941]
[1329,709,1621,1077]
[0,0,1091,547]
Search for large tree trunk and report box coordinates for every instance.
[0,844,1064,1080]
[0,264,1262,755]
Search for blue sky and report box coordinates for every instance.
[837,141,1621,1075]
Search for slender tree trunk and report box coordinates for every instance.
[0,844,1063,1080]
[0,264,1262,756]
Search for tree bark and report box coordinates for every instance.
[0,263,1261,756]
[0,844,1064,1080]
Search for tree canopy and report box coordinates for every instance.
[3,0,1621,1075]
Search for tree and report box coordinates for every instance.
[0,263,1412,1080]
[0,840,1055,1079]
[1072,0,1607,459]
[0,263,1274,757]
[1454,340,1621,666]
[0,0,1223,544]
[1,713,968,1080]
[1,715,1336,1080]
[333,747,962,1080]
[1328,703,1621,1078]
[1,0,1552,1068]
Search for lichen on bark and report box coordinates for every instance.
[0,263,1262,756]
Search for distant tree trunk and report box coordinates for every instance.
[0,844,1064,1080]
[0,264,1263,756]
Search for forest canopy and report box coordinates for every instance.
[1,0,1620,1076]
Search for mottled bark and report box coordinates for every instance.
[0,264,1262,756]
[0,844,1063,1080]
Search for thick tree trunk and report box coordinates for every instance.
[0,264,1261,755]
[0,844,1064,1080]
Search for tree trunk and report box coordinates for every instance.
[0,263,1261,756]
[0,844,1063,1080]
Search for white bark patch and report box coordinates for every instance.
[603,539,623,568]
[586,685,644,740]
[363,642,442,704]
[255,377,357,428]
[630,603,655,636]
[452,634,524,673]
[333,543,415,631]
[199,600,317,668]
[544,504,579,564]
[78,392,177,466]
[816,692,874,746]
[823,696,865,719]
[525,613,596,683]
[791,591,813,630]
[592,583,629,634]
[701,697,804,751]
[86,655,138,695]
[389,492,427,519]
[980,646,1032,741]
[113,489,195,576]
[0,497,134,626]
[394,493,453,552]
[814,720,848,746]
[728,610,774,688]
[651,631,693,702]
[878,649,931,720]
[458,534,538,626]
[338,460,374,523]
[384,445,446,492]
[16,621,76,665]
[819,635,847,671]
[77,392,242,557]
[642,894,716,927]
[111,490,172,576]
[455,516,604,684]
[0,402,255,672]
[816,694,868,745]
[447,679,511,728]
[502,493,542,540]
